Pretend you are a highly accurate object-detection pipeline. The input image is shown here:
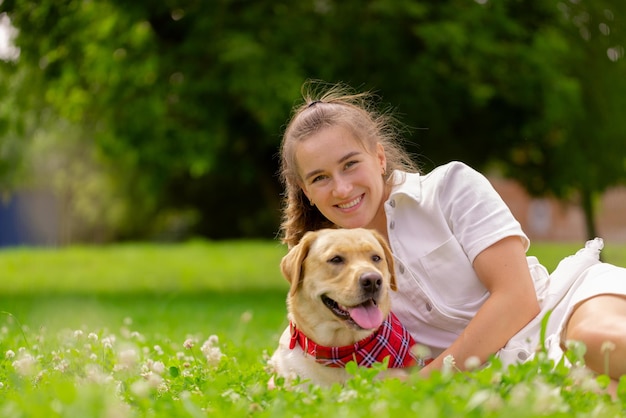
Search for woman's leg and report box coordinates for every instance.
[565,294,626,379]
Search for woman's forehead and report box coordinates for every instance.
[295,126,365,171]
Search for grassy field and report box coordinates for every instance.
[1,239,625,417]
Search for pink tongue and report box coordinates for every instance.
[348,301,383,329]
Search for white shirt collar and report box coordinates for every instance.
[388,170,423,203]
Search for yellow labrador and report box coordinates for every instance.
[269,228,417,387]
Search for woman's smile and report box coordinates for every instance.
[337,194,364,210]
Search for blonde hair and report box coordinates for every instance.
[278,80,419,247]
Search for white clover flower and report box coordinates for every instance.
[201,338,224,366]
[157,382,170,394]
[491,371,503,385]
[54,359,70,373]
[35,370,47,384]
[123,317,133,326]
[130,331,145,342]
[153,345,164,356]
[565,339,587,361]
[601,340,616,354]
[441,354,458,377]
[12,353,36,376]
[130,379,151,398]
[240,311,253,323]
[151,361,166,375]
[509,383,531,407]
[532,382,566,414]
[0,382,3,389]
[411,344,432,361]
[88,333,99,342]
[183,338,195,349]
[146,372,164,389]
[118,348,139,369]
[74,330,83,338]
[89,353,98,361]
[464,356,481,371]
[338,389,358,403]
[5,350,15,359]
[102,337,114,350]
[83,364,112,384]
[221,389,241,403]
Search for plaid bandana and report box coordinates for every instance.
[289,312,423,368]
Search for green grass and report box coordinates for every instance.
[1,240,626,417]
[0,239,288,294]
[528,240,626,272]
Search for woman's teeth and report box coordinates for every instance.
[338,196,361,209]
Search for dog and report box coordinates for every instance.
[268,228,418,387]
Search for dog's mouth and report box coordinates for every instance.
[321,294,384,330]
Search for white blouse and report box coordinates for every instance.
[385,161,537,357]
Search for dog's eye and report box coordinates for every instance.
[328,255,344,264]
[371,254,382,262]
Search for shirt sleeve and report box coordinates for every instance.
[436,161,529,263]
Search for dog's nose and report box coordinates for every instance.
[359,272,382,293]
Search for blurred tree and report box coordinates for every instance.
[502,0,626,239]
[0,0,624,241]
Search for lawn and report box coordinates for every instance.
[1,239,625,417]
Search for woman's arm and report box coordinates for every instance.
[419,235,540,375]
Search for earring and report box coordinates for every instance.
[310,199,315,206]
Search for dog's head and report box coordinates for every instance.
[281,228,397,347]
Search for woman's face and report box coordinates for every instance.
[295,124,387,230]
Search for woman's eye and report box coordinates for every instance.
[328,255,344,264]
[311,175,326,183]
[345,160,358,169]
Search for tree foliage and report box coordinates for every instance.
[0,0,624,241]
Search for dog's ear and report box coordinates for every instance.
[281,230,318,296]
[371,229,397,291]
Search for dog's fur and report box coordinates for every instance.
[269,228,401,386]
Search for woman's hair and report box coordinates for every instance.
[278,80,419,247]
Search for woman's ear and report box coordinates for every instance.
[376,143,387,174]
[297,181,310,200]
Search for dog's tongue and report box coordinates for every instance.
[348,300,383,330]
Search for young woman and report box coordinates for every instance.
[278,81,626,387]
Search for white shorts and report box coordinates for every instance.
[498,238,626,366]
[556,262,626,339]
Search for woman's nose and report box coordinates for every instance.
[332,176,352,197]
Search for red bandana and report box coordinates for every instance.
[289,312,423,368]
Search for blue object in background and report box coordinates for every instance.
[0,197,27,246]
[0,192,59,247]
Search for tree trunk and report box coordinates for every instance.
[580,187,603,261]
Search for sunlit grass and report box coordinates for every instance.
[0,239,288,294]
